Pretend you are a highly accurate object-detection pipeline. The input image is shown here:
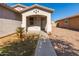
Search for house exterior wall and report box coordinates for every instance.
[56,16,79,30]
[22,8,52,33]
[68,17,79,30]
[56,20,69,28]
[0,6,21,37]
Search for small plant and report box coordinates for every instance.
[16,27,24,39]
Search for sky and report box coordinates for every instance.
[7,3,79,21]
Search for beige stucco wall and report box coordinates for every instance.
[22,8,52,33]
[0,6,21,37]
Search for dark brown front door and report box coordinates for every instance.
[41,17,45,31]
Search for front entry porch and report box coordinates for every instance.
[26,15,47,32]
[21,8,52,33]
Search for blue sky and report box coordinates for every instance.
[7,3,79,21]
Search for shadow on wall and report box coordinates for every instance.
[50,39,79,56]
[0,12,22,21]
[55,23,79,32]
[55,26,79,32]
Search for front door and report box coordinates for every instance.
[27,16,41,32]
[41,17,45,31]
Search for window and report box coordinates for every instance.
[64,19,68,24]
[29,17,34,25]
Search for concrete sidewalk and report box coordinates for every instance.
[35,39,57,56]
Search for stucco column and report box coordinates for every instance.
[46,14,52,33]
[21,15,26,32]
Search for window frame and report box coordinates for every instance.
[64,19,69,24]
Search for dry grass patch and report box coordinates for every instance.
[0,32,39,56]
[0,33,19,47]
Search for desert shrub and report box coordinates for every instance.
[26,32,40,40]
[16,27,24,39]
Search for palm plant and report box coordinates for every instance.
[16,27,24,39]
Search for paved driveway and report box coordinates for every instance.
[35,38,56,56]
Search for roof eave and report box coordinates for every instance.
[0,4,20,14]
[56,14,79,22]
[20,4,54,13]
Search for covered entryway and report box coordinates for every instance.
[21,4,53,33]
[26,15,47,32]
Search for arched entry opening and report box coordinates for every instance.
[56,23,59,27]
[26,15,47,32]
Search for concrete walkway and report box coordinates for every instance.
[35,38,57,56]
